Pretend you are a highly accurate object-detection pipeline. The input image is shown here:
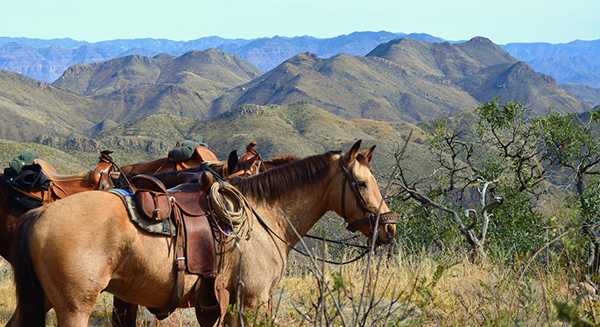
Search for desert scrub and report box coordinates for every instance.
[0,250,594,326]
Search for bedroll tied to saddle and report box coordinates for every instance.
[168,135,209,162]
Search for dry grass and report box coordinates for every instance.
[277,251,578,326]
[0,250,595,326]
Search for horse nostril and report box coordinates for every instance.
[386,224,395,238]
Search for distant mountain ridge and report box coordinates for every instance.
[0,32,443,82]
[501,39,600,87]
[54,48,263,124]
[2,32,600,89]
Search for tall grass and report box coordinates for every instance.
[0,245,595,326]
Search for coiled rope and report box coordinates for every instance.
[208,181,253,240]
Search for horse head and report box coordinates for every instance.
[333,140,397,245]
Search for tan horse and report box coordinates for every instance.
[10,141,397,326]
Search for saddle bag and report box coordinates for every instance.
[131,175,172,221]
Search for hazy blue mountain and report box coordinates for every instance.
[1,32,600,88]
[0,37,89,48]
[523,56,600,87]
[0,32,443,82]
[501,40,600,87]
[502,40,600,63]
[0,43,116,82]
[561,83,600,107]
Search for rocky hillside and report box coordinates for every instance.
[213,37,589,123]
[53,49,263,123]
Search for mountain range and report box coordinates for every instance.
[0,33,598,173]
[0,32,441,82]
[2,31,600,90]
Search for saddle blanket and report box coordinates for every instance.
[109,189,174,236]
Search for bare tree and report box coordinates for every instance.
[390,100,553,260]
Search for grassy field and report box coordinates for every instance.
[0,246,594,326]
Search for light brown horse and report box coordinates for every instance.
[10,141,397,326]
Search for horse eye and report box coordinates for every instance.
[357,181,367,189]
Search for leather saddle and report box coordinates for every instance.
[130,172,228,324]
[9,150,116,205]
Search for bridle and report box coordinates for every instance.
[339,156,398,234]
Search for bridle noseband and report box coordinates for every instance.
[339,156,398,234]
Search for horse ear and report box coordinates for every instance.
[343,140,362,166]
[227,150,238,176]
[361,145,376,163]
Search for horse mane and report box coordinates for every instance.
[230,150,341,204]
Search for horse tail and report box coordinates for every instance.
[11,206,46,326]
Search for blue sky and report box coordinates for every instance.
[2,0,599,44]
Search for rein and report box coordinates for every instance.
[235,155,386,265]
[297,233,371,265]
[101,152,134,190]
[252,205,372,265]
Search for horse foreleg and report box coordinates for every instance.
[111,296,138,327]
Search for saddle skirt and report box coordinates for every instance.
[129,174,217,276]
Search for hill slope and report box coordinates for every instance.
[213,37,589,123]
[368,37,589,116]
[188,102,430,171]
[0,71,98,141]
[26,103,430,175]
[53,49,263,122]
[560,83,600,107]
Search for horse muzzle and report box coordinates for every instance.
[347,211,398,245]
[375,211,397,245]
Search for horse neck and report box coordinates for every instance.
[251,167,336,247]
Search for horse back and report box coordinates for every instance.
[121,157,170,176]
